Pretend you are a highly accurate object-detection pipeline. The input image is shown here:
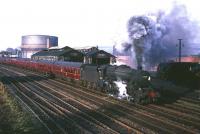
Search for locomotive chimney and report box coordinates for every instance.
[137,65,142,70]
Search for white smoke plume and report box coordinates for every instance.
[126,3,200,70]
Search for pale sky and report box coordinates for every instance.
[0,0,199,51]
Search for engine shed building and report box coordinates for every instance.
[31,46,116,65]
[83,49,116,65]
[31,46,84,62]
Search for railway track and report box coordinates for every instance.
[0,65,140,134]
[0,64,200,134]
[47,78,199,134]
[1,74,67,134]
[0,69,120,133]
[3,66,187,133]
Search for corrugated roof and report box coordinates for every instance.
[32,45,115,58]
[32,46,77,57]
[32,49,70,57]
[61,46,74,51]
[85,49,115,58]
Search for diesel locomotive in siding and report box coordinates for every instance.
[0,58,159,104]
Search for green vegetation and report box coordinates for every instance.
[0,89,48,134]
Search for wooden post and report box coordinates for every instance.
[0,82,2,94]
[0,82,2,91]
[0,82,5,95]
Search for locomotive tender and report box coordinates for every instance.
[0,58,159,104]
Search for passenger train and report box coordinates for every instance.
[0,58,159,104]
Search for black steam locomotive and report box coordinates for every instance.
[81,64,159,103]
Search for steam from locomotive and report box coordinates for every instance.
[114,81,128,99]
[126,3,200,69]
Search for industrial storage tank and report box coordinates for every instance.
[21,35,58,58]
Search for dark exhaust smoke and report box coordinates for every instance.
[126,3,200,70]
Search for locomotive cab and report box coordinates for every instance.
[126,71,159,104]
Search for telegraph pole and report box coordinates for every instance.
[177,39,183,62]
